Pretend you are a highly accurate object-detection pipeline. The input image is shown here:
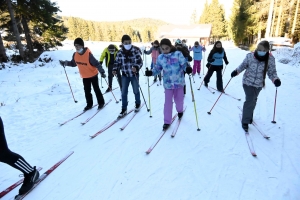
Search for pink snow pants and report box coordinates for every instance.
[192,60,201,74]
[164,88,184,124]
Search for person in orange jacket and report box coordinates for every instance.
[59,38,106,111]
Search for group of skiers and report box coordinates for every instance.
[0,35,282,196]
[57,35,281,132]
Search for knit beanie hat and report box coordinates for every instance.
[153,40,159,46]
[121,35,131,43]
[108,44,115,50]
[160,38,172,47]
[74,38,84,47]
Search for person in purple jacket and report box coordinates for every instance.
[144,40,162,83]
[145,38,192,130]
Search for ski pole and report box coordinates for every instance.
[63,67,78,103]
[146,68,152,117]
[188,74,200,131]
[222,64,227,76]
[271,88,278,123]
[144,49,147,84]
[207,78,232,115]
[197,65,211,91]
[104,78,119,103]
[134,73,150,112]
[101,76,103,88]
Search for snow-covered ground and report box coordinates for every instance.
[0,41,299,200]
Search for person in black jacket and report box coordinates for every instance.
[204,41,229,92]
[0,117,39,195]
[175,39,193,95]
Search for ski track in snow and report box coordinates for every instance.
[0,42,299,199]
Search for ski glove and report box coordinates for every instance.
[132,66,139,73]
[185,66,193,75]
[145,69,153,76]
[59,60,66,67]
[225,61,229,65]
[112,70,117,75]
[274,79,281,87]
[100,73,106,78]
[231,70,238,78]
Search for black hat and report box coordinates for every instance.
[195,41,199,45]
[121,35,131,43]
[108,44,115,50]
[74,38,84,47]
[153,40,159,46]
[160,38,172,47]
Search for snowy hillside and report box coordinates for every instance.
[0,42,299,200]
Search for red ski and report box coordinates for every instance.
[0,167,42,198]
[58,105,97,126]
[171,106,187,137]
[14,151,74,200]
[120,104,144,130]
[146,113,178,154]
[90,108,135,139]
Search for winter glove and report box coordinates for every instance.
[143,50,146,53]
[231,70,238,78]
[100,73,106,78]
[185,66,193,75]
[274,79,281,87]
[59,60,66,67]
[145,68,153,76]
[112,70,117,76]
[225,61,229,65]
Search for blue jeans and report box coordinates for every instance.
[121,75,141,109]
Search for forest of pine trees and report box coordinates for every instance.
[62,17,169,43]
[197,0,300,46]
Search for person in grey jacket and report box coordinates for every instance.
[231,40,281,132]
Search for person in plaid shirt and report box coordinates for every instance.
[113,35,143,118]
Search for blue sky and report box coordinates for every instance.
[55,0,234,24]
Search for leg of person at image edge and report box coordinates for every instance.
[119,75,141,117]
[0,117,39,195]
[242,84,262,132]
[163,88,184,130]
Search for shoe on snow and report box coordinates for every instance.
[204,82,208,87]
[19,167,40,195]
[178,112,183,119]
[163,124,170,130]
[118,109,127,118]
[84,105,92,111]
[242,123,249,132]
[135,103,141,112]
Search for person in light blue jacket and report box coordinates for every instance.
[145,38,192,130]
[204,41,229,92]
[189,41,206,76]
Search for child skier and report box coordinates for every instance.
[144,40,162,83]
[231,40,281,132]
[145,38,192,130]
[189,41,206,76]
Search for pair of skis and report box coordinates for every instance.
[1,152,73,199]
[146,106,187,154]
[90,104,144,139]
[238,106,270,157]
[59,99,112,126]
